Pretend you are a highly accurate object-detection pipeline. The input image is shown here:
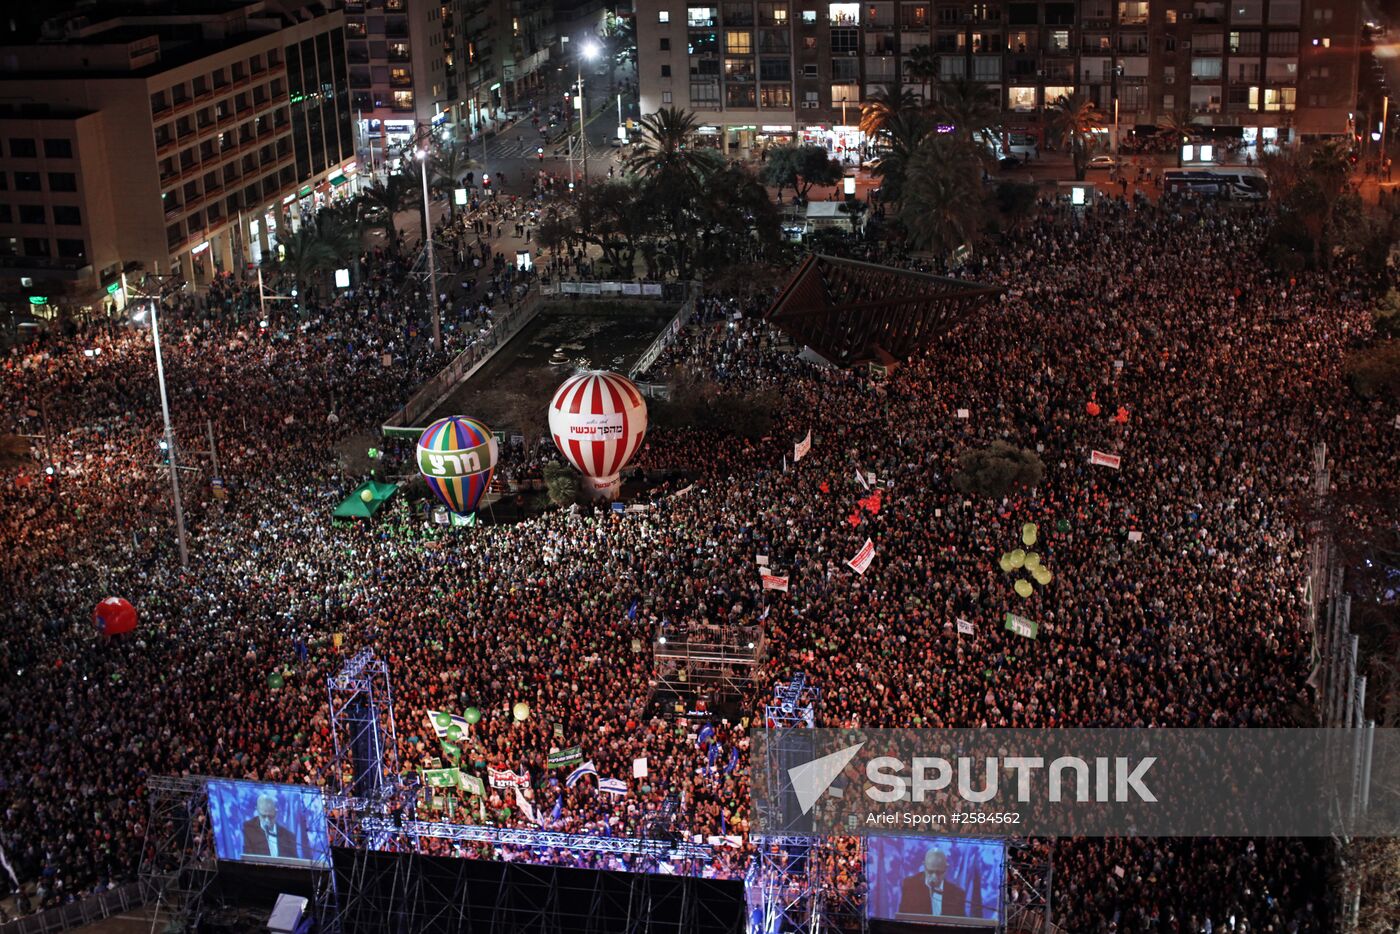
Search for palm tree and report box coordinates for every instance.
[898,135,986,255]
[930,77,1001,150]
[903,45,938,103]
[625,106,717,182]
[1157,110,1199,166]
[595,19,634,101]
[359,173,415,252]
[858,87,917,140]
[871,110,933,202]
[277,226,336,300]
[1048,92,1106,180]
[430,142,475,220]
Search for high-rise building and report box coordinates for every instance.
[459,0,557,133]
[344,0,450,152]
[0,1,358,314]
[635,0,1361,156]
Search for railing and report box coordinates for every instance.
[381,289,543,435]
[0,881,148,934]
[631,282,698,380]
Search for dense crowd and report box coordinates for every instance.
[1,190,1394,932]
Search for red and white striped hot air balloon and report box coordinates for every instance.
[548,370,648,500]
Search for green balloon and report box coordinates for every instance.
[434,712,452,729]
[1056,519,1071,533]
[464,707,482,724]
[446,724,463,741]
[267,672,285,690]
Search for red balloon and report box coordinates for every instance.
[94,597,137,636]
[1114,407,1129,424]
[1086,401,1102,416]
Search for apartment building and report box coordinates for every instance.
[344,0,450,149]
[459,0,557,133]
[0,1,358,314]
[635,0,1360,155]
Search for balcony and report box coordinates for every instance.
[0,255,93,279]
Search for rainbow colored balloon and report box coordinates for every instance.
[416,416,498,517]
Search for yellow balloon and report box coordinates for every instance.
[1033,567,1053,586]
[360,489,374,503]
[1024,552,1041,572]
[1021,523,1038,547]
[998,553,1015,573]
[1008,549,1026,569]
[512,702,531,721]
[1014,579,1034,598]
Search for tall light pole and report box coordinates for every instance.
[416,146,441,350]
[134,298,190,570]
[577,41,600,194]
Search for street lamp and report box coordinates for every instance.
[133,298,190,570]
[577,41,600,194]
[415,146,441,351]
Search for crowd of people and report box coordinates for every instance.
[0,186,1393,933]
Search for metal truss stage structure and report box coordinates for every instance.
[653,621,764,708]
[332,847,745,934]
[765,254,1002,364]
[135,651,1049,934]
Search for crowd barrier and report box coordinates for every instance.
[0,881,147,934]
[381,290,543,436]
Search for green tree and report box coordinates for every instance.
[0,434,33,471]
[930,77,1001,149]
[694,162,783,272]
[858,86,917,139]
[903,45,938,102]
[1343,339,1400,401]
[430,142,475,220]
[871,110,933,203]
[276,226,337,300]
[760,144,800,199]
[1048,92,1106,180]
[1372,289,1400,339]
[1157,110,1199,166]
[626,106,719,183]
[897,135,986,255]
[543,461,580,507]
[790,145,844,199]
[953,441,1045,498]
[993,181,1039,230]
[360,173,416,252]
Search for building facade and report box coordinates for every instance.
[344,0,450,152]
[459,0,557,134]
[635,0,1361,156]
[0,2,357,313]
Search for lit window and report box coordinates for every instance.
[659,10,670,22]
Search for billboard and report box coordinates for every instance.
[206,780,331,868]
[867,835,1005,926]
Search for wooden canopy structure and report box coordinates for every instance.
[764,254,1002,364]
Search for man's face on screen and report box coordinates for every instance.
[923,850,948,889]
[257,799,277,822]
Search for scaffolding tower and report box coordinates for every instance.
[653,621,765,709]
[138,774,218,932]
[1002,840,1056,933]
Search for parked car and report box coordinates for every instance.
[998,155,1024,170]
[1086,155,1118,170]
